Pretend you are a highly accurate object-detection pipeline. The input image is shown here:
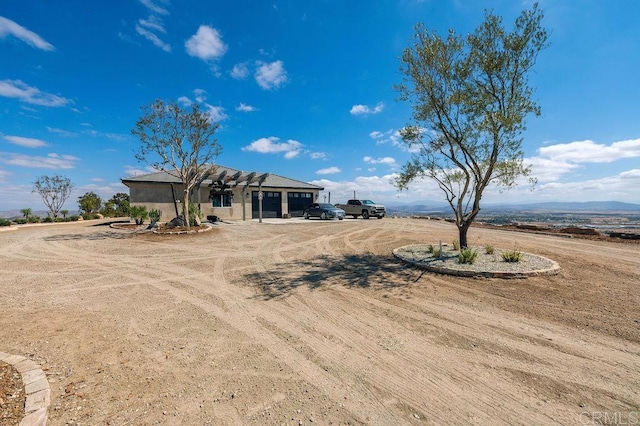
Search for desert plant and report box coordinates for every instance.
[484,244,495,254]
[427,244,434,254]
[69,215,80,221]
[43,216,54,223]
[20,208,32,220]
[188,202,203,226]
[458,247,478,264]
[28,216,40,223]
[15,218,27,225]
[0,218,11,226]
[432,248,443,258]
[149,209,162,225]
[502,245,523,263]
[452,239,460,250]
[60,209,69,219]
[130,205,148,225]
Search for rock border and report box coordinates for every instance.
[0,352,50,426]
[393,245,560,279]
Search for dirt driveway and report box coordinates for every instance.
[1,218,638,425]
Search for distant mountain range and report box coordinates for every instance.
[385,201,640,214]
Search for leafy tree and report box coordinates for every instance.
[60,209,69,220]
[33,175,73,219]
[132,99,222,229]
[100,201,116,218]
[78,191,102,214]
[395,4,548,247]
[108,192,130,217]
[20,208,32,220]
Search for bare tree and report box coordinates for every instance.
[33,175,73,219]
[132,99,222,228]
[395,4,548,247]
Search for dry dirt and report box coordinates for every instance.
[0,218,638,425]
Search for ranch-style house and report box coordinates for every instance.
[121,165,324,221]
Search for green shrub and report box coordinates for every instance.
[92,213,102,220]
[130,205,148,225]
[458,247,478,264]
[28,216,40,223]
[43,217,54,223]
[427,244,434,254]
[502,246,523,263]
[15,218,28,225]
[188,202,202,226]
[69,215,80,221]
[452,239,460,250]
[484,244,495,254]
[0,218,11,226]
[149,209,162,225]
[432,248,443,258]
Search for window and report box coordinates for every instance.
[212,193,232,207]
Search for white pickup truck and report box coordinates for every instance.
[334,199,386,219]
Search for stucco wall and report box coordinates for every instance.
[127,181,320,221]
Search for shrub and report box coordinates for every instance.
[452,239,460,250]
[92,213,102,220]
[427,244,434,254]
[69,215,80,221]
[43,217,54,223]
[432,248,443,258]
[28,216,40,223]
[0,218,11,226]
[130,205,148,225]
[484,244,495,254]
[15,218,28,225]
[188,202,202,226]
[458,247,478,264]
[149,209,162,225]
[502,246,523,263]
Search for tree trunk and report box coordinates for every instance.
[183,189,190,229]
[458,222,470,248]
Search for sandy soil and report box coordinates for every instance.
[0,218,638,425]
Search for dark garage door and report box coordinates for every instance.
[252,191,282,219]
[287,192,313,217]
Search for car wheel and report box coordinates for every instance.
[321,212,328,220]
[377,215,383,219]
[304,212,309,219]
[362,210,369,219]
[339,217,343,220]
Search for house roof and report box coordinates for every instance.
[121,165,324,190]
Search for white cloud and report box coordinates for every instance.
[0,16,55,51]
[363,156,396,166]
[242,136,302,159]
[0,168,11,183]
[177,96,192,106]
[3,135,48,148]
[0,79,70,107]
[310,152,327,160]
[350,102,384,116]
[255,60,288,90]
[135,23,171,52]
[369,131,384,139]
[230,63,249,79]
[123,165,157,177]
[46,127,78,137]
[185,25,227,61]
[316,166,341,175]
[137,15,165,33]
[311,173,402,204]
[236,103,256,112]
[0,152,79,169]
[537,138,640,164]
[205,104,228,122]
[194,88,207,103]
[139,0,169,15]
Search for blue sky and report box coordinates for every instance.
[1,0,639,212]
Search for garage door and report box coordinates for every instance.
[252,191,282,218]
[287,192,313,217]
